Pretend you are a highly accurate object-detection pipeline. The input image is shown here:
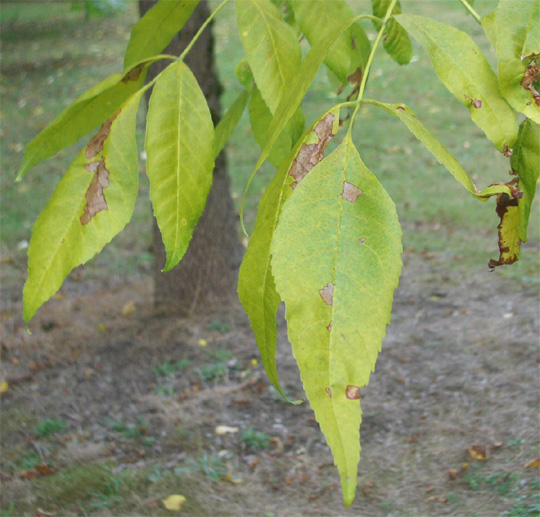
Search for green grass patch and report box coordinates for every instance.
[153,359,191,377]
[34,418,67,437]
[241,428,271,451]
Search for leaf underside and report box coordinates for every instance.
[271,134,402,507]
[371,0,412,65]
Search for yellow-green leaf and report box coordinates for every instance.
[248,87,304,167]
[214,89,250,159]
[395,14,518,152]
[163,494,186,511]
[291,0,371,84]
[236,0,302,114]
[146,61,214,272]
[512,119,540,241]
[271,134,402,507]
[239,107,340,404]
[124,0,199,69]
[16,60,157,181]
[371,1,412,65]
[486,0,540,123]
[23,90,143,324]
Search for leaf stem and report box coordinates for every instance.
[348,0,398,135]
[459,0,482,23]
[179,0,231,62]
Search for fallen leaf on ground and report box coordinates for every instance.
[363,481,375,495]
[35,464,55,476]
[121,301,136,316]
[0,381,8,394]
[525,458,540,469]
[221,473,243,483]
[215,425,239,435]
[426,496,449,503]
[163,495,186,511]
[467,444,487,460]
[34,509,56,517]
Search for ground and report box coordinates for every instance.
[1,251,539,516]
[1,1,539,515]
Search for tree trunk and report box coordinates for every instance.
[139,0,239,315]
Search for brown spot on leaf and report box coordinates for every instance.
[472,99,482,109]
[358,237,366,244]
[318,283,334,306]
[488,179,523,269]
[521,60,540,107]
[326,323,332,332]
[503,145,513,158]
[341,181,363,202]
[122,64,144,83]
[85,111,119,159]
[289,113,336,188]
[80,158,110,225]
[396,106,406,111]
[325,387,332,398]
[345,386,360,400]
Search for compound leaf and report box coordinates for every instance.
[291,0,371,84]
[124,0,199,69]
[236,0,302,114]
[23,89,143,325]
[395,14,518,152]
[486,0,540,123]
[271,134,402,507]
[239,107,340,403]
[146,60,214,272]
[16,60,156,181]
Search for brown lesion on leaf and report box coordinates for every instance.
[289,113,336,189]
[85,111,120,159]
[80,158,110,225]
[521,59,540,107]
[503,145,513,158]
[345,386,361,400]
[358,237,366,244]
[319,283,334,306]
[341,181,363,202]
[488,179,523,269]
[325,387,332,398]
[464,94,482,109]
[326,323,332,332]
[122,64,144,83]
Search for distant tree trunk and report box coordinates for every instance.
[139,0,239,315]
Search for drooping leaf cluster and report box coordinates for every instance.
[17,0,539,508]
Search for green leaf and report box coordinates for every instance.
[363,100,512,200]
[395,14,518,152]
[214,89,250,159]
[245,13,365,195]
[236,0,302,114]
[480,10,497,50]
[124,0,199,69]
[371,1,412,65]
[486,0,540,124]
[249,87,304,167]
[23,90,143,325]
[271,134,402,507]
[512,119,540,241]
[290,0,371,84]
[239,107,340,404]
[16,60,155,181]
[234,58,255,92]
[146,60,214,272]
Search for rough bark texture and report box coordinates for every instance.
[139,0,240,315]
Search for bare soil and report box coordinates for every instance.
[1,252,539,516]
